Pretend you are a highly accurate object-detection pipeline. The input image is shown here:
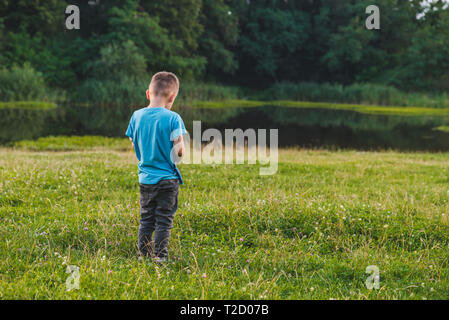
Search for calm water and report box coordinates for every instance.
[4,104,449,151]
[178,106,449,152]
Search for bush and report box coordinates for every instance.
[262,82,449,108]
[178,82,243,104]
[0,63,57,102]
[87,41,148,82]
[74,41,150,106]
[75,78,148,106]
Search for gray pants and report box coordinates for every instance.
[138,179,179,259]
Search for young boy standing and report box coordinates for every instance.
[126,72,186,263]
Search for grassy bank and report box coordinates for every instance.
[14,136,130,152]
[1,137,449,299]
[0,101,56,110]
[193,100,449,116]
[4,69,449,110]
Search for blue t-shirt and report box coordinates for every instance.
[126,107,187,185]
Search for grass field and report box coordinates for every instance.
[1,136,449,299]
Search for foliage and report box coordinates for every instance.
[74,41,149,106]
[2,0,449,96]
[261,82,449,108]
[178,82,242,104]
[400,1,449,91]
[142,0,203,53]
[105,0,205,79]
[0,64,56,102]
[237,5,310,84]
[198,0,239,77]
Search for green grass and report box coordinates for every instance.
[0,101,56,110]
[14,136,131,152]
[193,100,449,116]
[433,126,449,133]
[1,136,449,299]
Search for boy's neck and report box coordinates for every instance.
[148,96,168,109]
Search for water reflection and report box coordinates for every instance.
[4,104,449,151]
[179,105,449,151]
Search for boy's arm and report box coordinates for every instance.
[173,134,185,158]
[129,137,134,148]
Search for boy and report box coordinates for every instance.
[126,71,186,263]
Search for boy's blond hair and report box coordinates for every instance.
[149,71,180,98]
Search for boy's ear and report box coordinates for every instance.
[168,91,178,103]
[146,89,150,101]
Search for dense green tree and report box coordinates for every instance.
[0,0,66,36]
[105,0,205,79]
[85,40,148,81]
[141,0,203,52]
[199,0,239,78]
[402,0,449,90]
[236,3,310,85]
[76,40,149,105]
[1,0,449,95]
[320,0,375,84]
[0,0,79,87]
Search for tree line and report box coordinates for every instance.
[1,0,449,99]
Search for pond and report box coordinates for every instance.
[3,103,449,151]
[178,105,449,152]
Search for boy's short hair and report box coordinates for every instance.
[149,71,180,97]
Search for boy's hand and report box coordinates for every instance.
[129,137,134,148]
[174,135,185,158]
